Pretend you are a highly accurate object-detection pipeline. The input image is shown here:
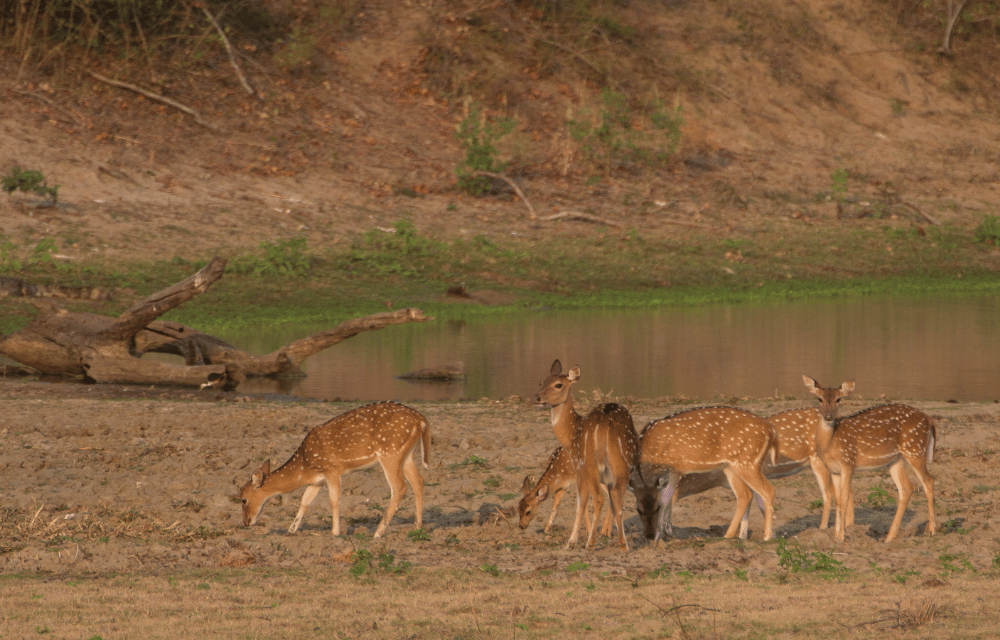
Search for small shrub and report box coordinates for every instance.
[974,215,1000,245]
[455,103,517,196]
[2,166,59,204]
[480,562,500,577]
[776,538,849,580]
[407,528,430,542]
[228,238,311,276]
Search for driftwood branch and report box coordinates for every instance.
[898,200,941,226]
[473,171,537,219]
[101,257,228,342]
[260,308,432,373]
[539,210,622,227]
[203,6,254,95]
[0,264,429,389]
[87,70,225,133]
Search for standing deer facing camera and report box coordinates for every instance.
[239,401,430,538]
[803,376,936,542]
[533,360,640,551]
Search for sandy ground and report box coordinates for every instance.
[2,376,998,582]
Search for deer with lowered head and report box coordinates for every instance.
[239,401,430,538]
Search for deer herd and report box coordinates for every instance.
[238,360,938,553]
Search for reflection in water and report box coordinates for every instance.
[218,295,1000,403]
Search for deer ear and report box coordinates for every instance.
[536,484,549,500]
[567,366,581,382]
[522,476,533,492]
[841,380,856,395]
[550,359,562,375]
[251,460,270,488]
[802,375,820,396]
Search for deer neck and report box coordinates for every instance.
[814,414,837,465]
[549,398,582,450]
[260,452,310,496]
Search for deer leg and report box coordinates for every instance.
[885,459,914,543]
[655,473,680,541]
[544,487,566,533]
[724,469,754,539]
[375,457,408,538]
[909,458,936,537]
[402,452,424,530]
[834,467,854,541]
[607,481,629,552]
[808,455,835,529]
[290,484,323,534]
[585,483,607,550]
[566,481,590,550]
[733,467,775,541]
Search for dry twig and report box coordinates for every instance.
[87,70,225,133]
[203,6,255,96]
[539,210,622,227]
[473,171,537,219]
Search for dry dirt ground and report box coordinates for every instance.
[2,378,1000,637]
[1,0,998,266]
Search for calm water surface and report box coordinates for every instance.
[214,295,1000,403]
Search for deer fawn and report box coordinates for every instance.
[239,401,430,538]
[803,376,937,542]
[517,445,612,534]
[630,406,777,542]
[533,360,640,551]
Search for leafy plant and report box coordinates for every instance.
[228,237,311,276]
[407,528,430,542]
[974,215,1000,246]
[568,90,683,175]
[830,168,849,201]
[938,551,974,576]
[455,103,517,196]
[2,166,59,204]
[349,548,411,577]
[776,538,849,579]
[862,484,895,508]
[565,561,590,573]
[480,562,500,577]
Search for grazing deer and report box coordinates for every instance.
[239,401,430,538]
[803,376,936,542]
[631,407,837,538]
[630,406,778,542]
[533,360,640,551]
[517,445,612,534]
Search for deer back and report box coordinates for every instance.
[831,404,936,470]
[573,403,640,480]
[637,406,776,475]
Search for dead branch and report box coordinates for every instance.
[87,70,225,133]
[203,6,254,96]
[14,90,84,125]
[539,210,622,227]
[101,257,228,342]
[473,171,537,219]
[898,200,941,226]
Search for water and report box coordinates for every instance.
[202,295,1000,403]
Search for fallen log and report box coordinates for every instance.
[0,258,430,390]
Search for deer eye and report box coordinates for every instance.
[555,383,563,389]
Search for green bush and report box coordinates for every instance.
[455,103,517,196]
[974,215,1000,245]
[2,166,59,204]
[228,238,311,276]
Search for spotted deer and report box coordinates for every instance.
[517,445,612,534]
[533,360,640,551]
[803,376,936,542]
[239,401,430,538]
[630,406,778,541]
[632,407,836,539]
